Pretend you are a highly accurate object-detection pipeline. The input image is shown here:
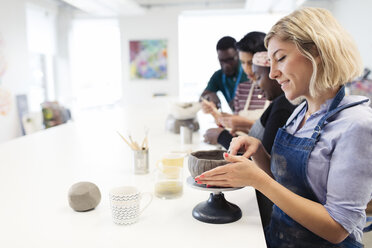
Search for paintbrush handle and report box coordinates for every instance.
[117,131,136,150]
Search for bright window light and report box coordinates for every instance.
[70,19,122,109]
[26,3,56,111]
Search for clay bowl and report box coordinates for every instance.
[188,150,228,178]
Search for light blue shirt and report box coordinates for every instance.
[285,95,372,242]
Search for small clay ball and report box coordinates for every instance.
[68,182,101,212]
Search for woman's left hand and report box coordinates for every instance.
[195,153,266,188]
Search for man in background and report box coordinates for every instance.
[200,36,247,112]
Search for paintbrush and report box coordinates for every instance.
[141,128,149,150]
[117,131,137,150]
[128,132,141,150]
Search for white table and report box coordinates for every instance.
[0,98,266,248]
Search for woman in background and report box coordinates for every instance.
[205,51,295,154]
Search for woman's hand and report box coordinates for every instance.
[229,136,272,175]
[195,153,267,188]
[203,127,224,144]
[218,115,242,128]
[201,100,217,114]
[217,115,254,134]
[229,136,261,158]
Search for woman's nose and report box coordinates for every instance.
[269,65,279,80]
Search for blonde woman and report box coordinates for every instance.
[196,7,372,247]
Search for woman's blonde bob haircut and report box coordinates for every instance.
[264,7,363,98]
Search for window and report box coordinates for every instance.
[70,19,122,109]
[26,3,56,111]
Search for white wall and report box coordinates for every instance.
[330,0,372,70]
[0,0,63,143]
[0,0,30,142]
[303,0,372,69]
[120,9,180,104]
[118,3,245,104]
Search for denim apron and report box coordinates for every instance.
[265,86,368,248]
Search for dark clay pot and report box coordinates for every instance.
[188,150,228,178]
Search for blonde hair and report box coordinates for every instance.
[265,7,363,98]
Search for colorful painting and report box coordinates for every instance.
[129,40,167,80]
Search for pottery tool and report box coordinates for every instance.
[141,128,149,150]
[117,131,136,150]
[127,132,141,150]
[128,131,141,150]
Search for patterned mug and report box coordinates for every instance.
[109,186,152,225]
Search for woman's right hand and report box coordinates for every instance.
[229,136,262,158]
[229,136,272,176]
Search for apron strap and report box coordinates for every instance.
[243,82,256,111]
[311,98,369,140]
[311,86,369,140]
[363,216,372,232]
[328,85,346,111]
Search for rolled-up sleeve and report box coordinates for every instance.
[324,116,372,240]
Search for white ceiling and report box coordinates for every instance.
[134,0,245,9]
[58,0,306,17]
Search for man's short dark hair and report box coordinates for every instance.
[216,36,237,51]
[236,32,266,54]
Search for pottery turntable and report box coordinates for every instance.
[187,150,243,224]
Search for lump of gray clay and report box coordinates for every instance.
[68,182,101,212]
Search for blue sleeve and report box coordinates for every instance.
[324,112,372,236]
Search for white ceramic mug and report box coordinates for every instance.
[109,186,152,225]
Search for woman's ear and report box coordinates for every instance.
[314,52,321,65]
[304,43,321,65]
[310,45,321,65]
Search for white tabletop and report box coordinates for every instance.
[0,98,266,248]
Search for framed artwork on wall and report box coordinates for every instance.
[129,39,168,80]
